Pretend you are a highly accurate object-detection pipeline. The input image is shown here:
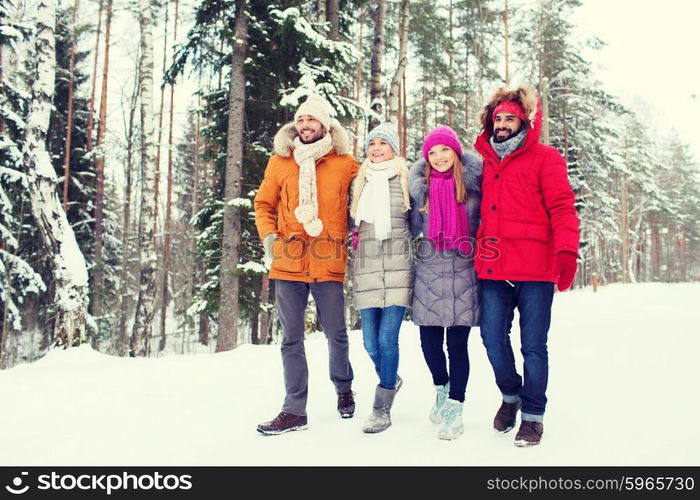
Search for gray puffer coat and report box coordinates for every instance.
[350,174,414,310]
[409,153,483,327]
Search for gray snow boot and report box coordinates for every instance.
[362,385,397,434]
[395,374,403,392]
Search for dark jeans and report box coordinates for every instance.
[360,306,406,389]
[419,325,471,403]
[274,279,353,416]
[480,280,554,420]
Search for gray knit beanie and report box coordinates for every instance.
[365,122,400,155]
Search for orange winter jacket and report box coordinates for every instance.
[254,122,360,283]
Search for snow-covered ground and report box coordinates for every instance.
[1,283,698,466]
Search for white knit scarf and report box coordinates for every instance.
[292,133,334,237]
[354,158,399,241]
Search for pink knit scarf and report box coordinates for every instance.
[428,169,471,254]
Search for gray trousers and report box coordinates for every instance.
[274,279,354,416]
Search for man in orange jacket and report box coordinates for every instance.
[254,94,360,435]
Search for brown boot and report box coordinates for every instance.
[256,412,307,435]
[514,420,544,446]
[493,400,522,433]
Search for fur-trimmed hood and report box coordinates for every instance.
[474,83,543,157]
[273,120,352,158]
[477,83,539,131]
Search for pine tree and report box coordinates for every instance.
[0,0,45,366]
[167,0,362,347]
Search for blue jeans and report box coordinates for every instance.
[480,280,554,420]
[360,306,406,389]
[419,326,471,402]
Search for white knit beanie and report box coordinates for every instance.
[294,94,333,131]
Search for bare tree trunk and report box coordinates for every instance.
[503,0,510,84]
[401,70,407,156]
[316,0,326,23]
[464,91,469,134]
[421,84,427,137]
[387,0,410,127]
[678,230,686,281]
[562,100,569,158]
[540,76,550,145]
[153,0,170,242]
[192,97,203,345]
[117,52,141,356]
[258,274,271,345]
[62,0,79,213]
[159,0,180,353]
[369,0,386,130]
[216,0,248,352]
[447,0,455,126]
[327,0,339,40]
[0,40,3,134]
[620,175,629,283]
[91,0,113,317]
[199,315,209,346]
[86,0,103,152]
[24,0,89,347]
[131,0,157,357]
[397,78,403,152]
[650,215,660,280]
[352,6,364,158]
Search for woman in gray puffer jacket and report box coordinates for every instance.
[349,123,414,434]
[409,125,482,440]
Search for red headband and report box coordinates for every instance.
[492,100,525,122]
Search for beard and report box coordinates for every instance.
[298,129,325,144]
[492,128,517,143]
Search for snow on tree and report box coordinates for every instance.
[21,0,89,347]
[131,0,157,357]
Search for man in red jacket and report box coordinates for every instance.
[473,83,579,446]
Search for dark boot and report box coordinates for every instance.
[362,385,397,433]
[514,420,544,446]
[494,400,522,433]
[256,412,307,435]
[337,390,355,418]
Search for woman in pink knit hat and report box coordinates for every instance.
[408,125,483,440]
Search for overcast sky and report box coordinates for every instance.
[85,0,700,166]
[573,0,700,160]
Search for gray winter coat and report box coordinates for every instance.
[408,153,483,327]
[350,175,414,310]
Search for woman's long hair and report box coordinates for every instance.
[421,150,467,212]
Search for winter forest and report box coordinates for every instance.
[1,0,699,370]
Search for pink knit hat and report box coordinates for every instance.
[422,125,463,162]
[492,100,526,121]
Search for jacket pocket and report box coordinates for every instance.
[310,227,348,276]
[271,235,306,274]
[500,220,550,275]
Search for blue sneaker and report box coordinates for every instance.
[429,382,450,424]
[437,398,464,440]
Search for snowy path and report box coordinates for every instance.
[1,283,698,466]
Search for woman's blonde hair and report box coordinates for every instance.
[421,150,467,212]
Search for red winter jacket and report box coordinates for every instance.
[473,86,579,282]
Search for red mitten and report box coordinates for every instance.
[352,230,359,251]
[554,251,578,291]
